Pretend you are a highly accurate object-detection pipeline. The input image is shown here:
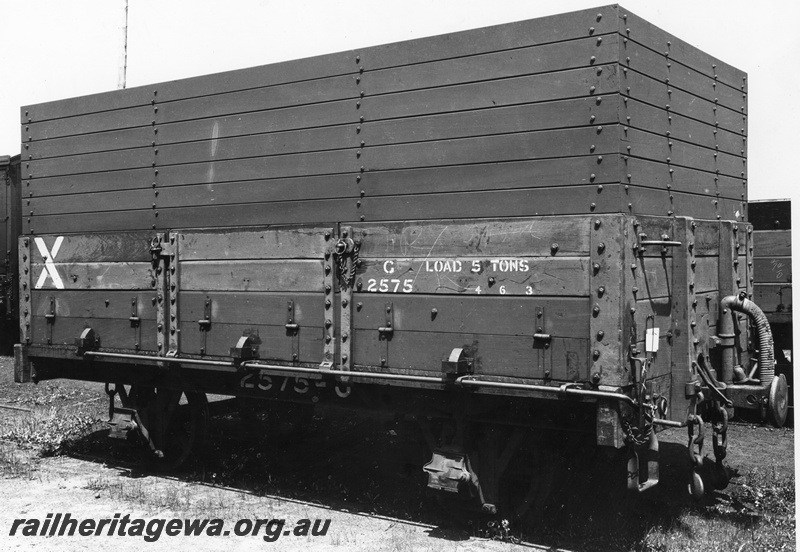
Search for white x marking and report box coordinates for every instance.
[34,236,64,289]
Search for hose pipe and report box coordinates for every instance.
[720,292,774,385]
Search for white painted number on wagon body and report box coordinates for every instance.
[34,236,64,289]
[366,278,413,293]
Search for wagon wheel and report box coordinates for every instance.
[768,374,789,428]
[123,385,209,471]
[499,439,557,524]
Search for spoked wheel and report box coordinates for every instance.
[121,385,209,471]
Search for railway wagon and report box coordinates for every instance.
[14,5,788,517]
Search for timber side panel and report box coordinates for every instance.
[350,217,593,381]
[25,233,159,351]
[178,292,325,362]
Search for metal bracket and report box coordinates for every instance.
[45,296,56,344]
[230,335,259,363]
[442,347,472,376]
[198,296,211,355]
[75,327,97,356]
[285,299,300,362]
[534,306,550,377]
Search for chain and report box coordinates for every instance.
[334,238,361,289]
[622,402,655,447]
[711,402,728,463]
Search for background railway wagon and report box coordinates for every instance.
[0,155,20,353]
[11,4,784,513]
[749,199,792,421]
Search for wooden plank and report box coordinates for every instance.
[361,66,619,121]
[180,260,324,292]
[364,34,620,95]
[622,97,746,157]
[620,41,745,113]
[753,230,791,257]
[361,97,618,146]
[158,74,358,124]
[30,188,155,216]
[22,86,155,124]
[354,217,592,258]
[25,106,152,142]
[622,70,746,135]
[353,328,588,380]
[363,126,620,171]
[627,186,745,221]
[619,9,747,90]
[158,125,355,166]
[625,157,743,199]
[157,198,356,230]
[361,156,620,198]
[754,257,791,284]
[29,262,155,290]
[179,320,324,362]
[156,101,358,145]
[155,175,360,210]
[153,148,359,185]
[31,291,157,320]
[157,51,359,103]
[352,294,588,338]
[359,184,624,222]
[624,128,745,178]
[22,233,153,262]
[179,228,330,261]
[28,168,153,196]
[25,210,156,235]
[30,316,158,351]
[26,148,152,179]
[28,127,154,159]
[354,257,590,296]
[360,6,618,69]
[179,291,324,326]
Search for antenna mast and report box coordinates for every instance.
[118,0,129,89]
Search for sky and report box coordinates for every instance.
[1,0,799,202]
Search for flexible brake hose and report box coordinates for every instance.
[720,292,775,385]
